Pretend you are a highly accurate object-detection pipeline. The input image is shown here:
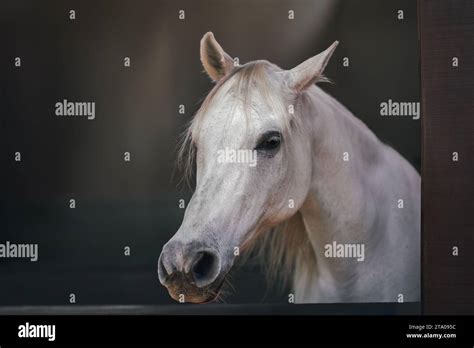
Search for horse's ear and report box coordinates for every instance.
[200,32,235,82]
[287,41,339,91]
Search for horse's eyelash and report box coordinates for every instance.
[257,131,281,144]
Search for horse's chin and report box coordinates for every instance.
[166,276,226,304]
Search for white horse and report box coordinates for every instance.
[158,32,420,304]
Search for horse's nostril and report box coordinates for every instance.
[192,251,218,285]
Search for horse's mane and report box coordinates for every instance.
[242,211,316,292]
[176,60,316,291]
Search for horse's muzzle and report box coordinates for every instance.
[158,240,224,303]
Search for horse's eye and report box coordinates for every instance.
[255,132,282,152]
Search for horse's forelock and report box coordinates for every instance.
[177,61,300,186]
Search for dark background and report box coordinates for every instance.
[0,0,420,309]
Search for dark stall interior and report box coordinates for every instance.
[0,0,420,313]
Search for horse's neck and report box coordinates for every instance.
[295,86,382,300]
